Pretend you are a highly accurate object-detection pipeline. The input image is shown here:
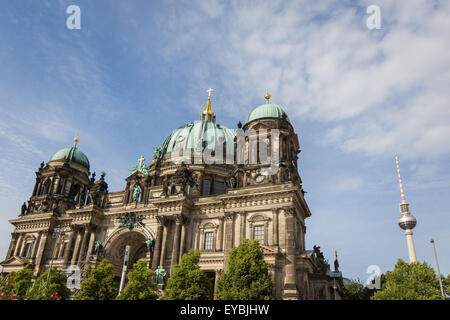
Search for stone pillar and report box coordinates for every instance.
[179,219,186,263]
[159,220,168,267]
[63,231,76,267]
[216,217,224,251]
[214,269,220,294]
[282,208,299,299]
[13,233,24,256]
[194,220,200,249]
[71,229,82,266]
[223,212,235,270]
[31,233,42,259]
[19,238,29,257]
[240,211,246,241]
[52,176,61,194]
[152,218,164,269]
[77,227,89,264]
[64,177,73,196]
[170,216,182,274]
[62,231,75,266]
[6,233,17,258]
[34,231,49,275]
[86,227,96,259]
[272,208,279,246]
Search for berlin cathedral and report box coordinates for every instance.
[0,91,343,300]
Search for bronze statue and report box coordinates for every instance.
[21,202,27,215]
[334,250,339,272]
[145,238,155,253]
[155,266,167,290]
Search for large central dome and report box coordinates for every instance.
[155,121,235,159]
[153,92,235,160]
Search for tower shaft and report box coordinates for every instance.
[395,155,417,263]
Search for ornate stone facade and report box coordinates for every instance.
[0,94,343,299]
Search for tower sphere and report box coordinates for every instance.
[398,214,417,230]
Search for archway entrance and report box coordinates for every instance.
[104,231,148,278]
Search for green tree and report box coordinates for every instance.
[117,259,157,300]
[372,259,443,300]
[26,267,70,300]
[4,265,34,299]
[75,259,119,300]
[341,278,374,300]
[215,239,275,300]
[163,249,212,300]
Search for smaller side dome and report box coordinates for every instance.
[49,147,90,169]
[245,103,290,124]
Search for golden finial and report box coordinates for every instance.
[201,88,216,121]
[74,136,79,146]
[265,92,271,103]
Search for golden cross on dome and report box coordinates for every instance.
[137,155,146,168]
[207,88,214,98]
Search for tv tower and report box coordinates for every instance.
[395,154,417,263]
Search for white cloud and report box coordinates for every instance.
[151,0,450,160]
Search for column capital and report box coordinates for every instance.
[224,212,234,221]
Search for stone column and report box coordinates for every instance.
[62,231,75,266]
[64,177,73,196]
[71,229,83,266]
[282,208,299,299]
[240,211,246,241]
[152,217,164,269]
[216,217,224,251]
[31,233,42,259]
[159,220,168,267]
[13,233,24,256]
[223,212,235,270]
[52,176,61,194]
[214,269,220,294]
[34,231,49,275]
[272,208,279,246]
[77,227,89,264]
[86,227,96,259]
[19,239,29,257]
[170,216,182,274]
[6,233,17,258]
[179,219,186,263]
[194,220,200,249]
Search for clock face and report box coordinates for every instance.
[255,174,264,183]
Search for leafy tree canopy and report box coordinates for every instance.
[26,267,70,300]
[372,259,445,300]
[215,239,275,300]
[75,259,119,300]
[118,259,157,300]
[163,249,212,300]
[2,264,34,299]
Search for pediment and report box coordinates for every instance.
[0,255,32,267]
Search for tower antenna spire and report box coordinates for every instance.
[395,154,417,263]
[395,154,406,203]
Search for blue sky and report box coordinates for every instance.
[1,0,449,282]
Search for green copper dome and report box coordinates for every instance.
[245,103,290,124]
[154,120,235,159]
[49,146,90,169]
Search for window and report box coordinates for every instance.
[212,181,225,195]
[202,179,211,196]
[204,232,214,250]
[253,225,264,243]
